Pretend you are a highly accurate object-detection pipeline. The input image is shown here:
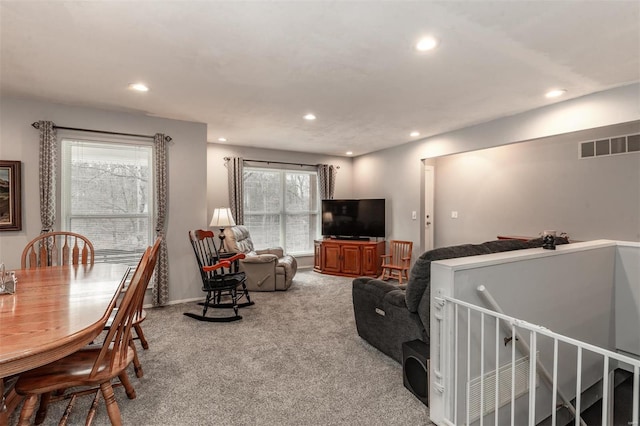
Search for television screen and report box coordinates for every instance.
[321,199,385,238]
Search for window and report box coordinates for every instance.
[61,139,154,265]
[243,167,319,255]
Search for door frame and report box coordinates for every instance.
[423,163,435,252]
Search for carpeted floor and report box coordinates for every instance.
[10,270,433,425]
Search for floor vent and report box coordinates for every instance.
[580,133,640,159]
[467,354,538,422]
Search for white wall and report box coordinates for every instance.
[435,121,640,246]
[353,141,425,260]
[0,96,208,304]
[207,143,354,267]
[353,83,640,253]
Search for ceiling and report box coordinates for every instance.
[1,1,639,157]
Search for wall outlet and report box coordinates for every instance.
[412,211,417,220]
[451,211,458,219]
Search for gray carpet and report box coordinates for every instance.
[10,270,432,425]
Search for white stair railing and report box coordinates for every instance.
[476,285,587,426]
[431,289,640,426]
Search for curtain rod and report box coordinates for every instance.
[31,122,172,142]
[225,157,339,169]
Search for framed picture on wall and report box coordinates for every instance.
[0,160,22,231]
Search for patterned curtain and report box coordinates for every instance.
[152,133,170,306]
[318,164,337,200]
[37,121,57,233]
[227,157,244,225]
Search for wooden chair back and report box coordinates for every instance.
[189,229,220,282]
[90,246,153,377]
[380,240,414,284]
[21,231,95,269]
[133,237,161,321]
[388,240,413,267]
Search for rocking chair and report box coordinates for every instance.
[185,229,254,322]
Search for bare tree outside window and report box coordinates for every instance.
[62,140,154,265]
[244,167,319,254]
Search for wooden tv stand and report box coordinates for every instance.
[313,239,385,278]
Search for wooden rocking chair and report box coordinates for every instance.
[185,230,254,322]
[379,240,413,284]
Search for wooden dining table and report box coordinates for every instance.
[0,263,130,425]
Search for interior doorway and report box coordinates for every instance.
[423,164,434,252]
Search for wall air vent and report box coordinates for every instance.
[580,133,640,159]
[467,354,538,422]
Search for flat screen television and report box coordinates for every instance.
[321,199,385,239]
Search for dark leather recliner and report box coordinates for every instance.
[352,237,569,363]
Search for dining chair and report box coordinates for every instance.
[104,237,161,378]
[21,231,95,269]
[14,246,154,426]
[379,240,413,284]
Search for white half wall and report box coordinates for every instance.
[0,96,208,304]
[429,240,622,425]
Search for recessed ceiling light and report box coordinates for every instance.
[128,83,149,92]
[218,137,227,142]
[304,113,316,121]
[545,89,567,98]
[346,151,353,156]
[410,131,420,137]
[416,36,438,52]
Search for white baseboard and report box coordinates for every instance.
[297,265,314,270]
[143,296,202,309]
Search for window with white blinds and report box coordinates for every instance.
[61,139,154,265]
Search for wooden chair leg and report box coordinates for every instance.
[202,292,211,317]
[133,324,149,350]
[118,371,136,400]
[241,281,251,304]
[379,269,388,281]
[34,391,51,425]
[130,340,143,378]
[18,394,38,426]
[99,382,123,426]
[60,393,78,426]
[231,288,239,317]
[2,386,22,424]
[85,391,99,426]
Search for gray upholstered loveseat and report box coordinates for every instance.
[223,225,297,291]
[352,237,569,363]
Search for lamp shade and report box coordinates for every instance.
[210,207,236,227]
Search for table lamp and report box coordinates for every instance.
[210,207,236,252]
